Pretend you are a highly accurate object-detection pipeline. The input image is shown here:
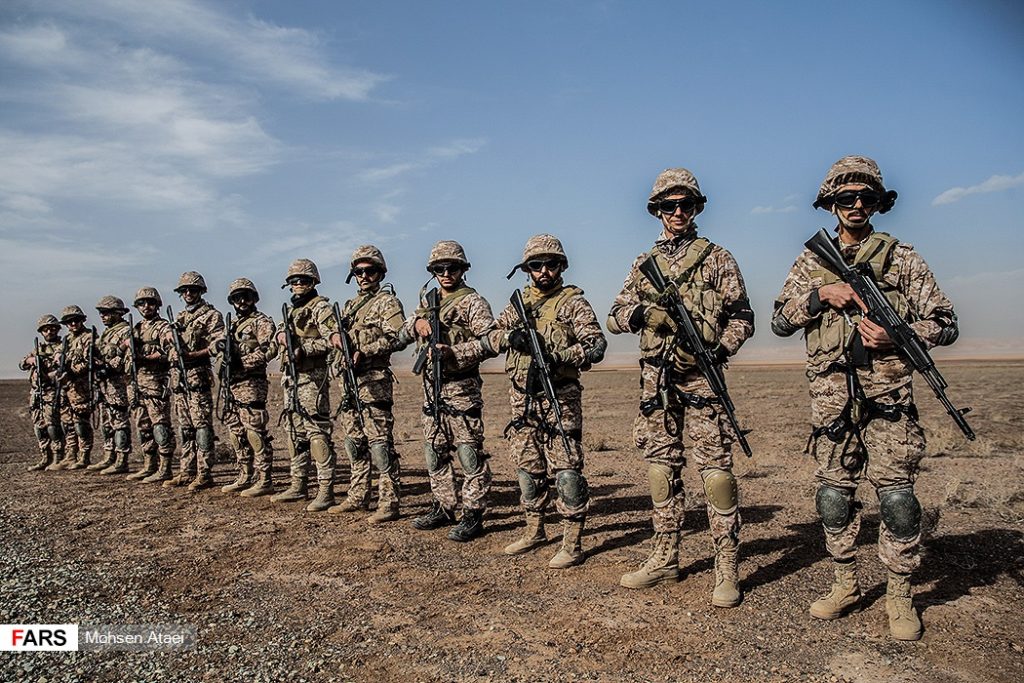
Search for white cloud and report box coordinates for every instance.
[751,194,800,214]
[359,137,487,182]
[932,172,1024,205]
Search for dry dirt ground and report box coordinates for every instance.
[1,362,1022,683]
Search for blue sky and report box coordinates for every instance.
[1,0,1022,374]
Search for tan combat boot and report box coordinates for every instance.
[711,536,742,608]
[329,497,368,514]
[620,532,680,589]
[87,451,116,472]
[886,571,923,641]
[221,463,254,493]
[143,456,173,483]
[810,561,862,619]
[101,452,130,475]
[68,450,91,470]
[367,505,400,524]
[187,471,216,492]
[271,477,308,503]
[305,483,335,512]
[127,453,158,480]
[549,517,585,569]
[28,449,53,472]
[504,511,546,555]
[47,450,75,471]
[240,471,274,498]
[163,470,194,488]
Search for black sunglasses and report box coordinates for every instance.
[351,266,381,277]
[832,190,882,209]
[655,198,699,215]
[288,276,316,286]
[525,258,564,272]
[429,264,464,276]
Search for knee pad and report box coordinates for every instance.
[815,484,854,533]
[75,421,92,439]
[555,469,589,509]
[310,435,332,465]
[34,426,48,442]
[195,426,214,451]
[456,444,482,475]
[153,424,172,447]
[343,437,365,461]
[648,463,676,507]
[113,428,131,452]
[702,468,738,516]
[879,487,922,542]
[370,442,394,473]
[423,443,446,474]
[47,424,64,442]
[516,468,548,503]
[180,426,197,444]
[246,430,267,454]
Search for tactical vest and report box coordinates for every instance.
[637,237,723,367]
[346,288,403,366]
[136,318,170,372]
[98,321,129,369]
[232,313,264,355]
[416,286,478,345]
[291,295,328,339]
[506,285,583,389]
[805,231,911,374]
[34,339,62,388]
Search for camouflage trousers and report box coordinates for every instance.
[632,363,741,542]
[61,379,93,464]
[281,368,334,486]
[172,385,215,479]
[30,389,64,460]
[130,372,176,460]
[809,371,925,573]
[222,401,272,474]
[506,384,587,518]
[421,378,491,512]
[100,400,132,456]
[338,370,400,511]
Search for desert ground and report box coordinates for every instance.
[1,361,1022,683]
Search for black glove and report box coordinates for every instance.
[710,344,729,364]
[508,329,532,354]
[214,339,227,354]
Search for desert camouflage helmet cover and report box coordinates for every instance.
[60,305,86,322]
[133,287,163,306]
[37,314,60,331]
[506,234,568,279]
[174,271,208,292]
[646,167,707,216]
[228,277,260,302]
[814,155,898,213]
[96,295,128,312]
[347,245,387,283]
[427,240,471,269]
[284,258,321,285]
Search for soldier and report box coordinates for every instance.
[771,156,959,641]
[86,296,134,475]
[213,278,279,497]
[400,240,496,542]
[607,168,754,607]
[163,271,225,492]
[483,234,607,567]
[19,315,66,471]
[52,305,96,471]
[273,259,337,512]
[328,246,406,523]
[125,287,177,483]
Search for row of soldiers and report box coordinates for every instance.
[21,157,967,642]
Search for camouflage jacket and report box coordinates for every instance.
[97,319,132,384]
[278,293,336,372]
[20,338,62,389]
[171,300,225,366]
[338,285,405,373]
[63,328,97,380]
[134,316,173,376]
[216,310,279,380]
[401,285,496,376]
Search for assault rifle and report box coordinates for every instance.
[331,302,365,429]
[88,326,104,430]
[166,306,191,400]
[638,256,753,458]
[31,338,44,410]
[216,313,237,420]
[804,228,975,440]
[510,289,574,458]
[412,288,444,423]
[54,335,68,424]
[125,314,141,409]
[279,303,301,435]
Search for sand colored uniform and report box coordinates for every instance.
[59,328,97,467]
[20,338,66,468]
[131,316,177,471]
[95,320,133,464]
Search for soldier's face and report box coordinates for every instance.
[526,257,564,291]
[429,262,465,291]
[40,326,60,342]
[831,183,877,231]
[179,286,202,305]
[230,292,256,315]
[65,318,85,334]
[657,193,698,235]
[99,310,121,328]
[136,299,159,319]
[288,276,315,296]
[352,260,384,292]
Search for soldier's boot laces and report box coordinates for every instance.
[305,484,336,512]
[87,451,115,472]
[886,571,923,641]
[126,453,158,480]
[411,501,457,530]
[187,471,216,492]
[221,464,254,493]
[143,456,173,484]
[620,532,680,589]
[28,451,52,472]
[448,508,484,543]
[810,561,862,620]
[329,497,369,514]
[548,517,585,569]
[711,536,742,608]
[240,472,274,498]
[101,452,130,475]
[504,510,547,555]
[270,478,308,503]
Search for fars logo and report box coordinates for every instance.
[1,625,79,651]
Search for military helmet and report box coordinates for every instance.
[60,305,86,322]
[96,295,128,313]
[133,286,163,307]
[647,168,707,216]
[506,234,568,279]
[174,271,208,293]
[36,314,60,331]
[427,240,471,269]
[284,258,321,285]
[347,245,387,284]
[814,155,898,213]
[228,277,260,302]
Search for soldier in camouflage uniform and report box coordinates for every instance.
[163,271,225,492]
[607,168,754,607]
[19,315,66,471]
[273,259,337,512]
[772,156,960,641]
[52,305,96,471]
[125,287,177,483]
[483,234,607,568]
[86,296,134,475]
[213,278,279,497]
[401,240,496,542]
[329,246,406,523]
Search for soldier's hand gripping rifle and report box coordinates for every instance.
[331,302,365,430]
[166,306,192,400]
[125,314,142,410]
[216,313,237,421]
[279,303,302,436]
[804,228,975,440]
[638,256,753,458]
[412,288,444,425]
[510,289,574,459]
